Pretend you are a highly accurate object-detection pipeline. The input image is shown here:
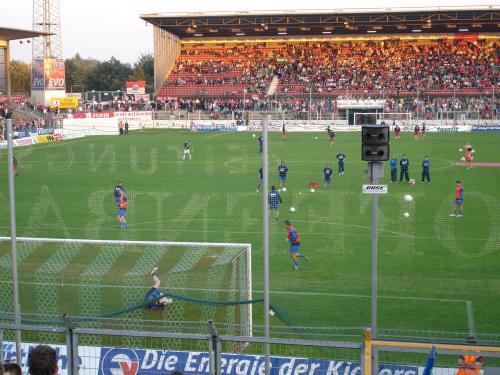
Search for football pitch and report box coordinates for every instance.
[1,129,499,343]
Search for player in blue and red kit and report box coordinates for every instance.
[257,167,263,192]
[113,181,124,209]
[284,220,308,270]
[421,155,431,184]
[450,180,464,217]
[323,163,333,189]
[258,135,263,153]
[278,161,288,189]
[268,186,282,220]
[145,266,173,309]
[390,157,398,183]
[116,189,129,229]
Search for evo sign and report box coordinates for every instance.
[362,185,388,194]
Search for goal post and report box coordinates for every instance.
[0,237,253,340]
[354,112,413,128]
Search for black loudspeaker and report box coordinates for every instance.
[361,125,390,161]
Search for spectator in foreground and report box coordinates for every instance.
[3,363,22,375]
[28,345,58,375]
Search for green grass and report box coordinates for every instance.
[1,129,500,343]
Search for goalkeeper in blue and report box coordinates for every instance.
[145,267,173,309]
[284,220,308,270]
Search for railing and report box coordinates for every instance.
[2,322,500,375]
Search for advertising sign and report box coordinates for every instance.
[50,97,79,109]
[126,81,146,95]
[32,59,45,90]
[44,58,66,90]
[471,125,500,132]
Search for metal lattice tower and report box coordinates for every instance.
[32,0,63,59]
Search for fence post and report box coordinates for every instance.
[208,321,221,375]
[0,327,3,363]
[63,314,79,375]
[363,328,372,375]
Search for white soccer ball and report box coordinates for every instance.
[460,156,466,161]
[282,187,287,192]
[310,188,315,193]
[404,194,413,202]
[315,136,318,139]
[459,148,463,152]
[290,207,296,212]
[252,133,256,138]
[404,212,410,218]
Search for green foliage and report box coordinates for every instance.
[65,53,154,92]
[9,60,31,94]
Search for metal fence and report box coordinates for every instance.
[2,322,500,375]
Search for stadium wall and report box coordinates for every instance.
[153,26,180,93]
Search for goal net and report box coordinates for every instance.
[354,112,413,127]
[0,237,253,346]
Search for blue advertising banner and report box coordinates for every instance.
[98,347,418,375]
[32,59,45,90]
[192,124,238,132]
[472,125,500,132]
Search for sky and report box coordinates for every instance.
[3,0,498,64]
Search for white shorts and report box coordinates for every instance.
[184,149,191,155]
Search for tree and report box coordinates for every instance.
[86,57,132,91]
[9,60,31,94]
[65,53,99,92]
[131,53,154,92]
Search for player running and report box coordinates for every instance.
[323,163,333,189]
[327,125,336,146]
[278,160,288,189]
[145,267,173,309]
[336,151,345,175]
[268,186,282,220]
[116,189,129,229]
[257,166,263,192]
[421,155,431,184]
[113,181,124,209]
[450,180,464,217]
[284,220,308,270]
[183,140,192,160]
[390,156,398,183]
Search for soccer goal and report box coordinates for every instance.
[0,237,253,340]
[354,112,413,127]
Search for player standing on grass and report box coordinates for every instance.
[421,123,426,138]
[257,166,263,192]
[116,189,129,229]
[399,154,410,183]
[336,151,345,175]
[323,163,333,189]
[421,155,431,184]
[12,156,18,176]
[284,220,308,270]
[394,123,401,140]
[278,160,288,189]
[413,124,420,140]
[268,186,282,220]
[145,267,173,309]
[258,134,263,153]
[450,180,464,217]
[183,140,191,160]
[390,156,398,183]
[282,123,287,139]
[327,125,336,146]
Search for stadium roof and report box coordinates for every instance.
[141,6,500,39]
[0,26,51,41]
